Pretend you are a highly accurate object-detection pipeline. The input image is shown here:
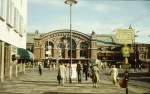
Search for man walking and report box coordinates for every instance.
[76,61,82,83]
[83,62,89,81]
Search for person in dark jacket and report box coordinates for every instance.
[76,61,82,83]
[39,64,42,76]
[83,62,89,81]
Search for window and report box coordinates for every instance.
[6,0,15,28]
[14,8,17,30]
[0,0,2,18]
[6,0,11,24]
[0,0,7,20]
[14,8,20,32]
[6,0,14,28]
[16,13,20,32]
[80,42,89,58]
[140,47,144,52]
[10,1,14,27]
[19,16,23,36]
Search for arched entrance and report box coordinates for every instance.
[34,29,92,64]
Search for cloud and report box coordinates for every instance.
[92,3,117,13]
[28,20,150,44]
[93,4,111,12]
[136,27,150,36]
[70,21,125,34]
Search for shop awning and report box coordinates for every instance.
[17,48,34,60]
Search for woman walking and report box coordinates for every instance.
[57,62,66,86]
[110,65,118,85]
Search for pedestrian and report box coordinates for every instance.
[110,65,118,85]
[76,61,82,83]
[64,63,70,83]
[92,64,100,83]
[57,66,61,85]
[38,64,42,76]
[83,62,89,81]
[91,66,98,88]
[58,62,66,86]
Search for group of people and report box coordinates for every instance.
[57,59,120,87]
[57,62,71,85]
[36,58,126,89]
[36,59,119,88]
[57,61,90,85]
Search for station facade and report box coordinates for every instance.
[27,29,150,66]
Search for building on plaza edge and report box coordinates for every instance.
[0,0,27,82]
[27,29,150,68]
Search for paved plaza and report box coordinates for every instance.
[0,68,150,94]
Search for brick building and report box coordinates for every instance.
[27,29,150,67]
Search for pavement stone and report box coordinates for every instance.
[0,68,149,94]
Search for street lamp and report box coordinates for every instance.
[133,30,139,72]
[64,0,77,83]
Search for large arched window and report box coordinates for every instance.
[58,42,65,58]
[45,41,53,58]
[67,38,76,58]
[80,42,89,58]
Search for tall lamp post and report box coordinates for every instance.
[65,0,77,83]
[133,30,139,72]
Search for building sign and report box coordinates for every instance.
[115,28,135,44]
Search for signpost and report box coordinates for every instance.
[115,27,135,94]
[121,45,130,65]
[121,44,130,94]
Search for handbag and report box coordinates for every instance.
[57,74,61,81]
[119,79,127,88]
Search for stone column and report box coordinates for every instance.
[20,61,23,74]
[0,42,4,82]
[40,45,45,60]
[17,61,22,75]
[22,63,25,74]
[90,31,97,59]
[65,48,68,58]
[76,43,80,59]
[76,48,80,59]
[90,47,97,59]
[15,61,18,77]
[34,47,41,60]
[4,44,11,80]
[9,62,12,80]
[53,44,57,58]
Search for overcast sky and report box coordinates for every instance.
[28,0,150,43]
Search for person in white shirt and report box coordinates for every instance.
[58,62,66,85]
[110,65,118,85]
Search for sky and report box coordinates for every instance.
[28,0,150,44]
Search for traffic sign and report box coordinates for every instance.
[121,46,130,57]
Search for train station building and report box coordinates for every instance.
[27,28,150,66]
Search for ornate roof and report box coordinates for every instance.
[27,29,119,46]
[40,29,90,40]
